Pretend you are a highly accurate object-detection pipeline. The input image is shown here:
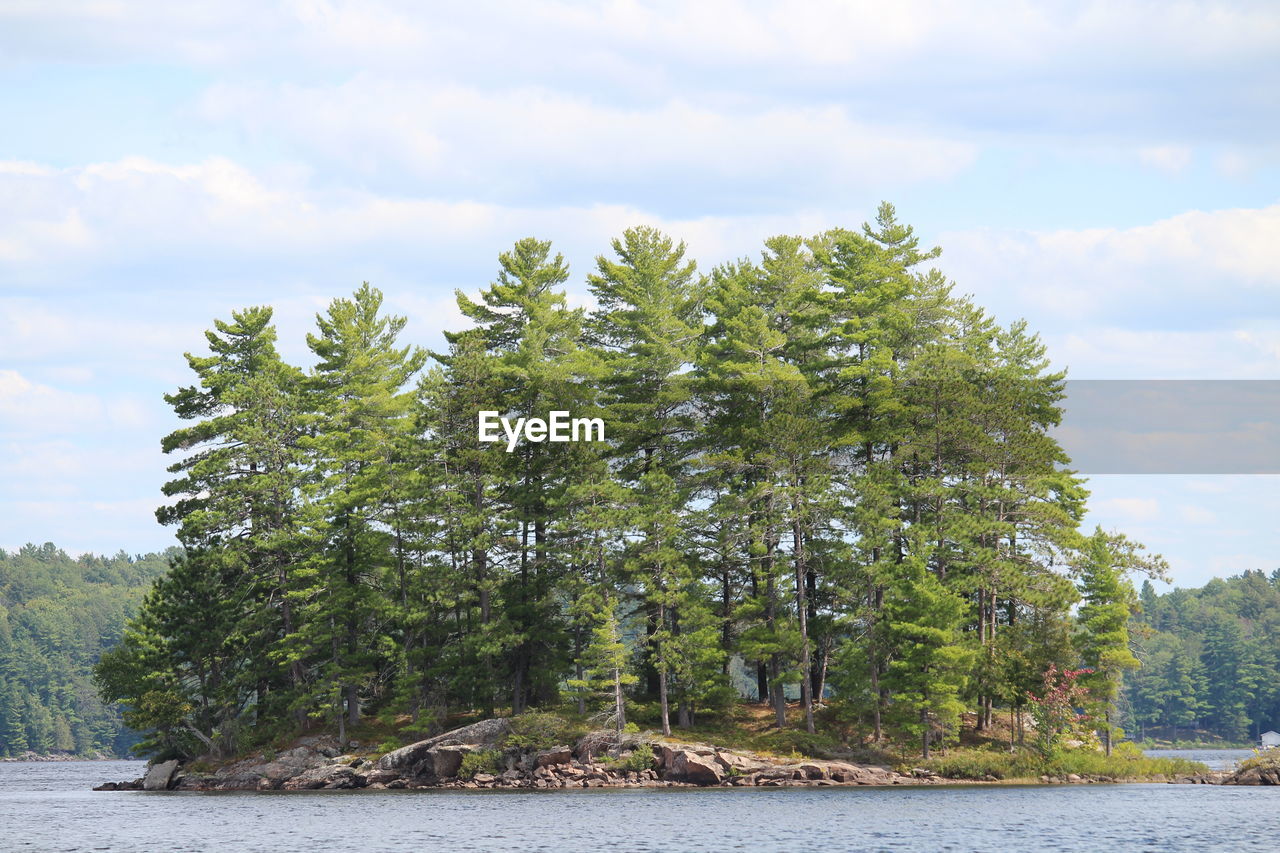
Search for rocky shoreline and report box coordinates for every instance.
[92,718,1279,792]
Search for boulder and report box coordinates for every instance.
[1227,765,1280,786]
[713,750,769,775]
[669,750,724,785]
[282,764,357,790]
[214,773,265,791]
[427,744,473,779]
[536,747,573,767]
[142,759,179,791]
[377,718,511,772]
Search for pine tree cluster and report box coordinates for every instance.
[94,205,1161,759]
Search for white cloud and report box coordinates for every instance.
[1178,504,1218,524]
[195,79,977,204]
[939,204,1280,339]
[1094,496,1161,522]
[1139,145,1192,173]
[0,368,104,434]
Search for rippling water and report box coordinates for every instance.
[2,758,1277,852]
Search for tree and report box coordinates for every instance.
[588,225,703,735]
[880,556,973,758]
[299,282,425,741]
[1077,528,1162,754]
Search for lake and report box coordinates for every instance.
[1,757,1276,852]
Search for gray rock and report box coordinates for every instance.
[143,759,179,791]
[427,744,473,779]
[282,764,357,790]
[377,718,511,772]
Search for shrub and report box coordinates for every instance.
[751,729,840,758]
[911,743,1208,782]
[458,749,502,780]
[1236,750,1280,773]
[601,748,656,773]
[504,712,576,751]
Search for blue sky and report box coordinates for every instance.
[1,1,1278,588]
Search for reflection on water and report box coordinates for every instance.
[1,758,1277,853]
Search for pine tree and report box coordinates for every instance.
[587,225,703,734]
[299,282,425,741]
[880,555,973,758]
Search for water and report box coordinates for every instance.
[1,758,1277,852]
[1143,748,1257,770]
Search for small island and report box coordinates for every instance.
[66,220,1280,792]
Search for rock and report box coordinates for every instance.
[669,750,725,786]
[209,774,259,791]
[714,750,769,775]
[1226,766,1280,786]
[281,764,357,790]
[377,718,511,772]
[536,747,573,767]
[427,744,473,779]
[473,773,496,784]
[362,768,402,786]
[143,759,179,791]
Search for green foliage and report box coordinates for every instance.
[503,712,576,751]
[91,211,1203,765]
[750,728,841,758]
[913,742,1206,781]
[0,544,169,757]
[1126,569,1280,742]
[458,749,502,780]
[601,747,657,772]
[1235,750,1280,774]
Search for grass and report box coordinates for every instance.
[910,742,1208,781]
[1234,750,1280,773]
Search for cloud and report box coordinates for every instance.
[0,155,872,283]
[939,204,1280,335]
[195,79,977,209]
[1139,145,1192,174]
[0,369,104,434]
[5,1,1278,151]
[1094,496,1161,522]
[1178,504,1218,524]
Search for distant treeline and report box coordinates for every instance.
[96,205,1163,760]
[1125,570,1280,742]
[0,543,170,756]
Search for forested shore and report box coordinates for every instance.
[0,544,169,757]
[1126,571,1280,744]
[87,204,1276,764]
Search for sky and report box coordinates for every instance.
[1,0,1279,588]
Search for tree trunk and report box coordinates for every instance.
[657,602,671,736]
[922,706,931,759]
[614,667,625,736]
[793,517,815,734]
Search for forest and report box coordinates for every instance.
[92,204,1209,761]
[1125,570,1280,743]
[0,543,169,757]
